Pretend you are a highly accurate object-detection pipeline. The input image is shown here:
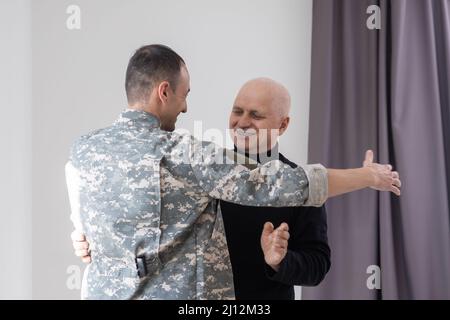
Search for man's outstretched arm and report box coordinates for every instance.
[189,134,401,207]
[327,150,401,197]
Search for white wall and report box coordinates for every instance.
[29,0,312,299]
[0,0,32,299]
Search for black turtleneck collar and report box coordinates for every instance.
[233,144,297,169]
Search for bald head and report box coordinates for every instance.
[229,77,292,154]
[236,77,291,119]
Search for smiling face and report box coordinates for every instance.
[159,65,190,131]
[229,78,291,154]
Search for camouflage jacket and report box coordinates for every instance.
[65,109,327,300]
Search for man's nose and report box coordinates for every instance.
[237,115,252,128]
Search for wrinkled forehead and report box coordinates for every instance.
[233,87,274,113]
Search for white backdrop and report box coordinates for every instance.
[0,0,32,300]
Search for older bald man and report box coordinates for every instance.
[221,78,329,299]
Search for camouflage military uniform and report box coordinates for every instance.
[65,109,327,299]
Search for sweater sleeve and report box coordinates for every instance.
[265,205,331,286]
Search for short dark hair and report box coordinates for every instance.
[125,44,185,105]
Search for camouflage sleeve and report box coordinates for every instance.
[65,160,85,233]
[301,164,329,206]
[65,136,91,234]
[188,136,328,207]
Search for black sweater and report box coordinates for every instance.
[221,151,331,300]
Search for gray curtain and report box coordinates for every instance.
[304,0,450,299]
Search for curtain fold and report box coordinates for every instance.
[304,0,450,299]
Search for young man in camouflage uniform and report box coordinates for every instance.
[66,44,401,299]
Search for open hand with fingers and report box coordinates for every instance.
[363,150,402,196]
[260,222,290,272]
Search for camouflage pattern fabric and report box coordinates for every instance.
[65,109,327,299]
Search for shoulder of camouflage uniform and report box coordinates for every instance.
[222,149,258,170]
[69,128,106,160]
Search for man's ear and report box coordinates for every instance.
[157,81,170,103]
[279,116,290,136]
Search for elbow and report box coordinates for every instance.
[313,255,331,286]
[304,254,331,287]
